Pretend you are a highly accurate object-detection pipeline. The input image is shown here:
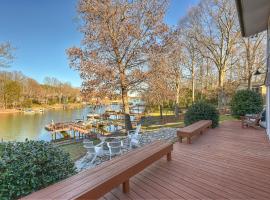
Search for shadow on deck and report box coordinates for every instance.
[102,120,270,200]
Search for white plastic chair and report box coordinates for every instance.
[127,124,141,139]
[83,140,104,164]
[107,141,122,160]
[128,124,142,148]
[129,134,142,148]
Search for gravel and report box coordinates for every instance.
[75,127,178,172]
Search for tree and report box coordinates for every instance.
[239,33,266,89]
[0,42,14,67]
[67,0,169,130]
[179,29,199,103]
[3,80,21,108]
[146,47,175,119]
[183,0,240,109]
[147,28,183,118]
[0,71,80,108]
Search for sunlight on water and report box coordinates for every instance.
[0,107,91,142]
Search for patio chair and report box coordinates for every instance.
[83,140,104,164]
[127,124,142,148]
[241,114,261,129]
[107,141,122,160]
[259,109,266,128]
[129,135,142,148]
[128,124,141,139]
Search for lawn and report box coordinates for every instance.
[142,114,237,131]
[59,138,101,161]
[143,121,184,131]
[60,143,86,161]
[220,114,237,122]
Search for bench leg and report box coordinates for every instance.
[123,180,130,193]
[187,137,191,144]
[179,136,182,143]
[167,152,172,161]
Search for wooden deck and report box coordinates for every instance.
[101,121,270,200]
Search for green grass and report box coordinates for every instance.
[59,139,101,161]
[143,121,184,131]
[142,114,237,131]
[147,112,175,117]
[219,114,237,122]
[60,143,86,161]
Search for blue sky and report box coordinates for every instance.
[0,0,198,87]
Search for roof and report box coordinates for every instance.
[235,0,270,37]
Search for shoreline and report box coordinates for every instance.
[0,103,86,114]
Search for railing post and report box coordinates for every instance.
[122,180,130,193]
[266,16,270,138]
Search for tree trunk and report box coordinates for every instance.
[175,80,180,118]
[218,68,225,110]
[174,105,179,119]
[247,75,252,90]
[121,87,132,131]
[3,94,7,109]
[159,104,163,119]
[191,63,195,103]
[192,76,195,103]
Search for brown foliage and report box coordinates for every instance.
[67,0,169,114]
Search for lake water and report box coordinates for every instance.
[0,107,91,142]
[0,104,144,142]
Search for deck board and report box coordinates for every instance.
[104,121,270,200]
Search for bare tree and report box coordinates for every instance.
[239,33,266,89]
[148,28,183,117]
[67,0,169,130]
[182,0,240,109]
[180,32,198,103]
[144,62,174,119]
[0,42,14,67]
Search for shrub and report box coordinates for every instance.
[0,140,76,199]
[184,101,219,128]
[231,90,263,118]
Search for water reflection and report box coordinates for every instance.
[0,107,90,142]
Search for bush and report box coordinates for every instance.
[231,90,263,118]
[0,140,76,199]
[184,101,219,128]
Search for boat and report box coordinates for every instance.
[87,113,101,119]
[23,109,35,114]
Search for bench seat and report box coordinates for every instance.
[22,140,173,200]
[177,120,212,144]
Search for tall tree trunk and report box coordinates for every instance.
[159,104,163,119]
[175,80,180,118]
[218,68,225,109]
[192,76,195,103]
[191,60,195,103]
[3,94,7,109]
[247,74,252,90]
[121,87,132,131]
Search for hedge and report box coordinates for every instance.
[0,140,76,199]
[184,101,219,128]
[231,90,263,118]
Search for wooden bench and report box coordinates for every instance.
[22,140,173,200]
[177,120,212,144]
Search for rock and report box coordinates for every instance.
[75,127,178,172]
